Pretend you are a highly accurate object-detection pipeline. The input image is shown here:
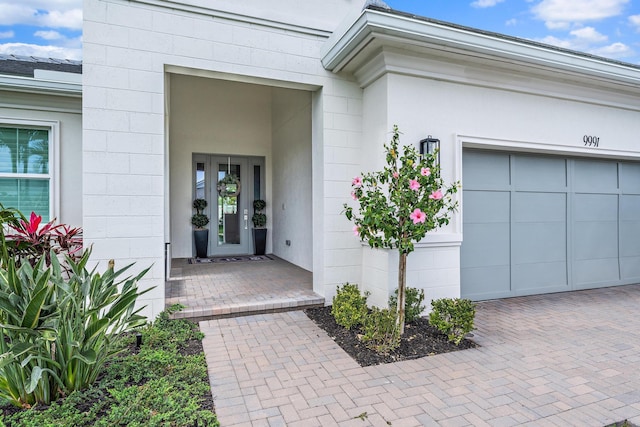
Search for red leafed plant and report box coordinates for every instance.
[5,211,83,269]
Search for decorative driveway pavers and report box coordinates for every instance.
[200,284,640,426]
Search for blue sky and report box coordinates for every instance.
[0,0,638,65]
[0,1,82,60]
[385,0,640,65]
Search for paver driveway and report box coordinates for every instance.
[201,284,640,426]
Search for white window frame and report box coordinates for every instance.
[0,118,60,220]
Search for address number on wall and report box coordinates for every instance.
[584,135,600,147]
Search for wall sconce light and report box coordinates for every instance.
[420,135,440,162]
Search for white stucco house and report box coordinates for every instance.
[4,1,640,320]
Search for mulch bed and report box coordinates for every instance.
[304,306,477,367]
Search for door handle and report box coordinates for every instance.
[244,214,248,229]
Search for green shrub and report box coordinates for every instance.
[429,298,476,345]
[331,283,369,329]
[361,307,400,354]
[388,287,425,323]
[0,249,151,407]
[2,312,219,426]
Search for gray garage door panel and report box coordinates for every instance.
[463,151,510,190]
[513,192,566,222]
[620,163,640,193]
[621,256,640,280]
[514,155,566,191]
[461,266,511,299]
[512,261,568,294]
[460,187,511,299]
[462,222,510,267]
[574,159,619,193]
[462,149,639,300]
[574,258,621,288]
[512,222,566,264]
[620,194,640,281]
[464,190,511,222]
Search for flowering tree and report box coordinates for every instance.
[344,126,458,334]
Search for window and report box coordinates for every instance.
[0,124,54,221]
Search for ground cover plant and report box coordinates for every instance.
[0,205,218,425]
[0,306,218,426]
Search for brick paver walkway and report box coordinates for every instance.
[201,284,640,426]
[167,256,322,321]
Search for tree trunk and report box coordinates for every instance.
[397,251,407,335]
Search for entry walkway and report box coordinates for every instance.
[166,256,322,321]
[201,284,640,426]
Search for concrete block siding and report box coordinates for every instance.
[83,0,367,318]
[362,245,461,311]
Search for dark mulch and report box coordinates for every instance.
[304,306,477,367]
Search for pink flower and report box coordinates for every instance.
[392,171,399,179]
[410,209,426,224]
[429,189,443,200]
[352,176,363,188]
[353,225,360,236]
[351,191,358,201]
[409,179,420,191]
[421,167,431,177]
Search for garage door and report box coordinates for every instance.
[461,149,640,300]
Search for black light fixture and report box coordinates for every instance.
[420,135,440,162]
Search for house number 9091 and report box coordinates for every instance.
[583,135,600,147]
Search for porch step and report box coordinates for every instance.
[167,296,325,322]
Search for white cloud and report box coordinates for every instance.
[0,31,14,39]
[532,0,630,29]
[569,27,608,43]
[0,2,82,30]
[630,14,640,31]
[471,0,505,8]
[538,35,574,49]
[505,18,518,26]
[0,0,82,60]
[537,26,608,51]
[590,42,633,58]
[537,33,633,60]
[35,30,64,41]
[0,42,81,60]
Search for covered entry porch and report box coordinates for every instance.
[166,256,322,321]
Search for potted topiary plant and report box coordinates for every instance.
[191,198,209,258]
[251,199,267,255]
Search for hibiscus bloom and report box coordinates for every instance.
[392,171,399,179]
[352,176,363,188]
[429,189,443,200]
[421,167,431,177]
[410,208,426,224]
[409,179,420,191]
[353,225,360,236]
[351,191,358,201]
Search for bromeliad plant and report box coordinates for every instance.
[344,125,458,334]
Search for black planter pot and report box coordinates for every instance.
[252,228,267,255]
[193,229,209,258]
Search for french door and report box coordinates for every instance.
[193,154,264,257]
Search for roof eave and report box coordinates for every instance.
[0,74,82,98]
[322,8,640,87]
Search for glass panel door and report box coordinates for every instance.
[211,156,250,256]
